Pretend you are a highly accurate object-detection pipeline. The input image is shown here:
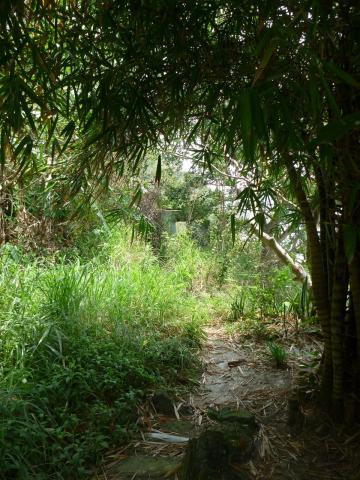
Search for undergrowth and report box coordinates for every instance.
[0,229,209,479]
[267,341,288,368]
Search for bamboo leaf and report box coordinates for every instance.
[313,112,360,145]
[0,128,6,167]
[187,117,202,143]
[250,89,267,142]
[18,77,46,109]
[254,212,265,235]
[319,75,341,117]
[204,150,213,174]
[155,154,161,185]
[14,135,32,158]
[128,186,142,208]
[344,224,358,263]
[325,62,360,88]
[51,138,60,161]
[239,88,255,162]
[348,184,360,211]
[46,114,59,147]
[59,120,75,155]
[16,136,34,176]
[308,76,321,120]
[252,38,277,86]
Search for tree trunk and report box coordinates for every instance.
[349,253,360,362]
[314,163,336,305]
[259,230,312,288]
[329,227,349,413]
[285,160,333,394]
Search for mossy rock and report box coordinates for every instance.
[108,454,180,479]
[207,406,256,426]
[179,408,257,480]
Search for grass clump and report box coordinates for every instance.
[229,292,246,322]
[267,341,288,368]
[0,228,208,479]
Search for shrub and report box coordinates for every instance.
[0,227,206,479]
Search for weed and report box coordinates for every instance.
[290,279,314,323]
[229,292,246,322]
[267,341,288,368]
[0,226,210,479]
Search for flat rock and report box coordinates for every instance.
[107,454,181,479]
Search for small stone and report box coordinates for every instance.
[152,391,175,415]
[178,403,195,416]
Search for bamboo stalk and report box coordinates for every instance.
[329,227,348,410]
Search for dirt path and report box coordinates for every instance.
[193,326,292,409]
[96,324,359,480]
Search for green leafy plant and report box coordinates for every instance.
[0,226,209,479]
[290,280,314,323]
[229,292,246,322]
[267,342,288,368]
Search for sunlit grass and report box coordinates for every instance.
[0,228,209,479]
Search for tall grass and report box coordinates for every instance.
[0,229,208,479]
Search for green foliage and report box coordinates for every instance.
[221,239,302,323]
[229,292,246,322]
[0,0,357,412]
[227,315,272,341]
[0,227,208,479]
[289,280,314,323]
[161,232,214,293]
[215,236,311,341]
[267,342,288,368]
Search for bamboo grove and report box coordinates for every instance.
[1,1,359,416]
